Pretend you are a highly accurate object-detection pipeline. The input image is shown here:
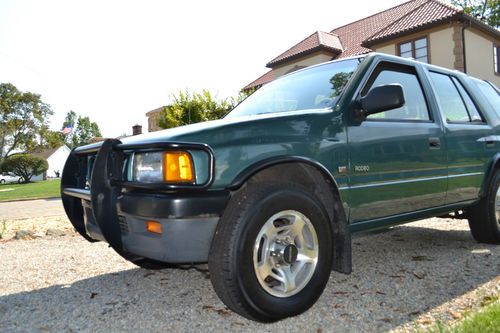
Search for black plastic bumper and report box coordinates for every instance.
[61,138,228,264]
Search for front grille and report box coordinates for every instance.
[85,155,96,189]
[118,215,129,234]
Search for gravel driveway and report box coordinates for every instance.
[0,217,499,332]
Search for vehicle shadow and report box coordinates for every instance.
[0,220,498,332]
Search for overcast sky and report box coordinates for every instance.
[0,0,408,137]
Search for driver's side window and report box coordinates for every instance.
[363,66,430,121]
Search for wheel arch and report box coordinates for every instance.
[227,156,352,274]
[480,152,500,198]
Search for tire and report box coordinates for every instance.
[17,178,23,184]
[208,183,333,322]
[468,169,500,244]
[0,179,5,184]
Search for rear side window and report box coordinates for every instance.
[429,72,482,123]
[451,77,483,122]
[365,68,430,121]
[473,80,500,117]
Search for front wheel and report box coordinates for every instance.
[0,179,5,184]
[468,169,500,244]
[209,183,333,322]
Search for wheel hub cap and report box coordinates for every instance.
[253,210,319,298]
[282,245,298,264]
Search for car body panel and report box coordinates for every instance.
[61,53,500,267]
[112,53,500,228]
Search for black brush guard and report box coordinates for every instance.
[61,138,215,262]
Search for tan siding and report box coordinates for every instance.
[272,51,334,77]
[372,44,396,55]
[464,28,500,87]
[371,25,457,69]
[429,27,455,69]
[147,110,162,132]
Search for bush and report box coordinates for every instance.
[1,154,48,183]
[158,89,254,129]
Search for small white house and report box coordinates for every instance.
[31,145,71,181]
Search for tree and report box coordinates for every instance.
[451,0,500,27]
[62,111,102,149]
[0,83,53,162]
[330,72,353,97]
[31,125,65,151]
[1,154,48,183]
[159,89,253,129]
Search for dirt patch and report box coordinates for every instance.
[0,216,74,240]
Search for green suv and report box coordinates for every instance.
[61,53,500,322]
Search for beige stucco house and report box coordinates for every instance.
[147,0,499,132]
[146,106,165,132]
[244,0,500,90]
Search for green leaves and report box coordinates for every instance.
[0,83,53,161]
[451,0,499,28]
[62,111,102,149]
[158,89,253,129]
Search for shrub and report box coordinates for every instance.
[1,154,48,183]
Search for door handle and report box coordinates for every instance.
[428,137,441,149]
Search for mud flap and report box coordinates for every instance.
[332,199,352,274]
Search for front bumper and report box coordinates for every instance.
[61,139,229,264]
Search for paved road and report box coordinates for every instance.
[0,198,65,220]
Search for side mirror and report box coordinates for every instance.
[359,84,405,117]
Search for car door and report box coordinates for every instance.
[426,71,494,203]
[346,61,447,223]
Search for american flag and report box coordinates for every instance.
[62,124,72,135]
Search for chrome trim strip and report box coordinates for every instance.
[339,172,484,191]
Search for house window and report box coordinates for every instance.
[399,37,428,63]
[494,44,500,75]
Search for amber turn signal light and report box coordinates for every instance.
[146,220,162,234]
[163,151,194,183]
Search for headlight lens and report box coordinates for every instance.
[133,151,194,183]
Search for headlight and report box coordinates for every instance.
[133,151,194,183]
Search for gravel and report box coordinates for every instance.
[0,217,499,332]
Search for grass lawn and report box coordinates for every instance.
[0,179,61,201]
[428,300,500,333]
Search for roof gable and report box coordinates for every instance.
[363,0,461,45]
[266,31,343,67]
[32,146,64,159]
[243,69,275,90]
[330,0,430,57]
[249,0,500,91]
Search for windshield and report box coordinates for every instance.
[227,58,363,118]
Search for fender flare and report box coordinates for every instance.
[228,156,352,274]
[480,152,500,198]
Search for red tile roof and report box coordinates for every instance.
[331,0,431,58]
[243,69,275,91]
[266,31,343,67]
[245,0,500,90]
[364,0,461,45]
